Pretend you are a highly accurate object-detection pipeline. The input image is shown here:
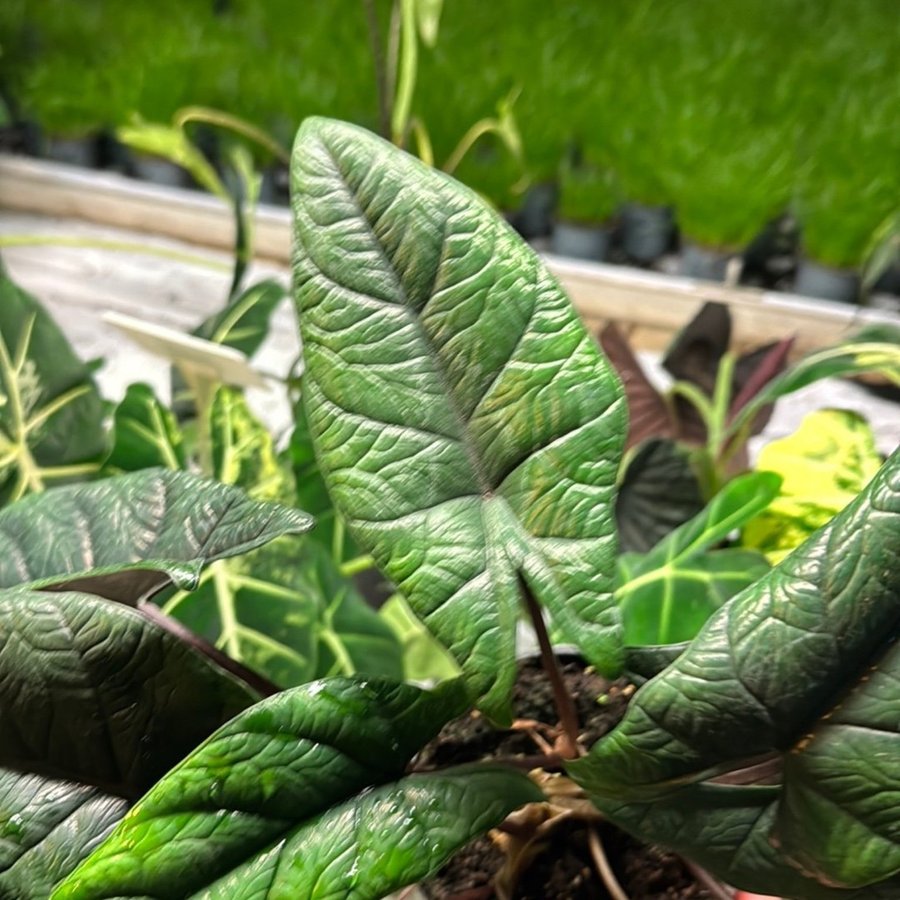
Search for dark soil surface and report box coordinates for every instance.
[417,657,716,900]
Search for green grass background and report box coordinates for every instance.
[1,0,898,265]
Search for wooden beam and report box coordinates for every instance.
[2,154,896,356]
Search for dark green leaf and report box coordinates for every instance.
[54,677,473,898]
[0,589,258,798]
[0,468,312,601]
[617,472,777,644]
[596,777,900,899]
[571,449,900,895]
[0,261,106,503]
[0,769,128,900]
[0,586,260,898]
[292,117,626,720]
[616,439,704,553]
[624,642,688,681]
[104,382,186,472]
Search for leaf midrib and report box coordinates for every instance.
[316,140,500,500]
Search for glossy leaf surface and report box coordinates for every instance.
[0,769,127,900]
[0,587,259,899]
[0,468,312,601]
[0,589,257,797]
[193,765,541,900]
[55,677,475,898]
[0,263,106,504]
[617,472,778,644]
[572,449,900,896]
[292,117,626,719]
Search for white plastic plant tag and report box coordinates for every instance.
[103,310,268,389]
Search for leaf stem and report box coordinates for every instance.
[520,577,581,759]
[363,0,392,138]
[340,554,375,577]
[588,828,630,900]
[391,0,418,144]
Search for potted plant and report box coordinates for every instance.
[669,126,791,283]
[795,171,888,304]
[5,119,900,899]
[551,149,618,261]
[795,124,897,304]
[611,119,676,265]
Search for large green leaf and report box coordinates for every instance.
[571,448,900,896]
[192,765,540,900]
[743,409,882,561]
[0,589,259,897]
[291,117,626,720]
[52,677,499,899]
[0,468,312,601]
[617,471,778,644]
[0,590,257,796]
[0,261,106,504]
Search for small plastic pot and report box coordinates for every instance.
[680,242,733,282]
[45,134,98,168]
[620,202,675,264]
[794,259,860,304]
[129,154,190,189]
[512,181,559,240]
[551,221,612,262]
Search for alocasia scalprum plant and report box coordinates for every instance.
[6,117,899,899]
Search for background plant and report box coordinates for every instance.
[3,0,897,252]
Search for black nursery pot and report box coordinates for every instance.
[511,181,559,240]
[794,258,860,304]
[45,134,98,168]
[620,202,675,264]
[129,154,191,188]
[551,221,612,262]
[679,242,733,282]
